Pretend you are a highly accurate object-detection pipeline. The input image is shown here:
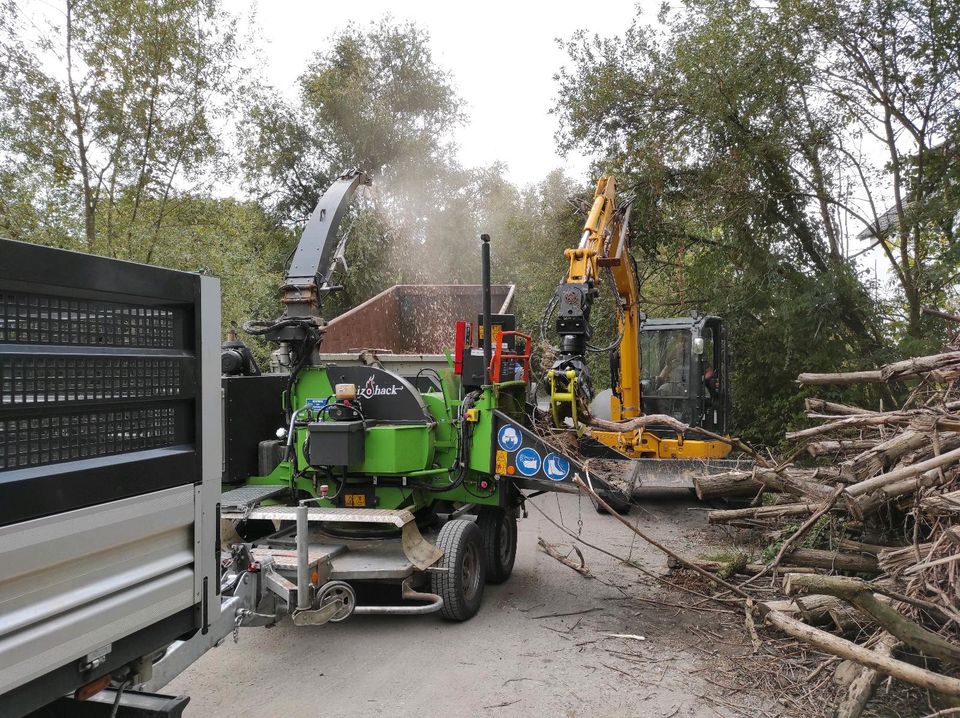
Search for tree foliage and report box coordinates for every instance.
[0,0,241,262]
[0,0,282,340]
[2,4,954,445]
[242,19,463,223]
[554,0,959,440]
[241,20,504,319]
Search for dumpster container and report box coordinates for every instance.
[318,284,515,384]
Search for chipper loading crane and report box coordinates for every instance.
[217,170,631,626]
[544,176,748,485]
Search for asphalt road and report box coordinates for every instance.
[168,492,765,717]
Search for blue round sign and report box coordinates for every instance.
[514,447,542,477]
[497,424,522,452]
[543,453,571,482]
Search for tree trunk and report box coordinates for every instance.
[780,548,879,573]
[805,398,874,415]
[841,430,930,482]
[65,0,96,247]
[667,556,817,576]
[833,632,899,718]
[847,446,960,496]
[786,414,911,441]
[881,351,960,382]
[587,413,688,434]
[693,472,762,500]
[835,539,901,556]
[761,594,845,625]
[707,502,826,524]
[764,610,960,697]
[807,440,878,459]
[787,574,960,665]
[798,370,883,386]
[854,468,952,515]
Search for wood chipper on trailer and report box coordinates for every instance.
[218,171,630,628]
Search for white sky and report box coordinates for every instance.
[244,0,654,187]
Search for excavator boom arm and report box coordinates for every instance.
[550,176,642,424]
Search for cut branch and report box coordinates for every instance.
[764,610,960,697]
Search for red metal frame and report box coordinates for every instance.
[453,320,469,375]
[489,331,532,383]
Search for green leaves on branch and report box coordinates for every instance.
[0,0,244,262]
[553,0,959,441]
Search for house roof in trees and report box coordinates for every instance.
[857,202,914,241]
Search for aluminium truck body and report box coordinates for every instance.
[0,240,222,717]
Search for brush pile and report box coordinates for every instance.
[690,344,960,714]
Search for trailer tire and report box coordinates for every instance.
[432,519,485,621]
[476,507,517,584]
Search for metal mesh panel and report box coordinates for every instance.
[0,356,183,406]
[0,407,177,469]
[0,239,205,527]
[0,291,175,348]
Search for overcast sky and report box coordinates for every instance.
[246,0,655,187]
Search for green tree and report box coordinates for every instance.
[242,19,480,318]
[794,0,960,344]
[553,0,958,440]
[242,19,463,223]
[0,0,242,262]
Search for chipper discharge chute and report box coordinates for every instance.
[218,172,630,629]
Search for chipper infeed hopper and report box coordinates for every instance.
[219,172,630,630]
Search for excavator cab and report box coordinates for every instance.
[639,315,729,438]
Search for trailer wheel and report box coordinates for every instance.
[432,519,485,621]
[476,507,517,584]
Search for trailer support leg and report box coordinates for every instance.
[296,503,310,611]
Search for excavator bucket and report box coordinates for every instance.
[629,457,754,492]
[577,436,753,494]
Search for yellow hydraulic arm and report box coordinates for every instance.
[548,176,731,461]
[549,176,642,425]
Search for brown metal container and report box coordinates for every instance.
[321,284,515,354]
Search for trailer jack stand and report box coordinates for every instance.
[292,598,344,627]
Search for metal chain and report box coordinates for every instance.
[233,610,246,643]
[576,490,584,537]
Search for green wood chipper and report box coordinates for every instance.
[218,171,630,628]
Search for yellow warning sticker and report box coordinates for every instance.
[478,324,503,342]
[495,450,508,474]
[344,494,366,507]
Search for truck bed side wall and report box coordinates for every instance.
[0,241,221,716]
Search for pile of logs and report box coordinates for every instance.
[691,346,960,714]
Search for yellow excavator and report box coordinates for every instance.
[545,176,736,472]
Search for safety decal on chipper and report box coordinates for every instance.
[543,453,571,481]
[490,411,624,502]
[497,424,522,452]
